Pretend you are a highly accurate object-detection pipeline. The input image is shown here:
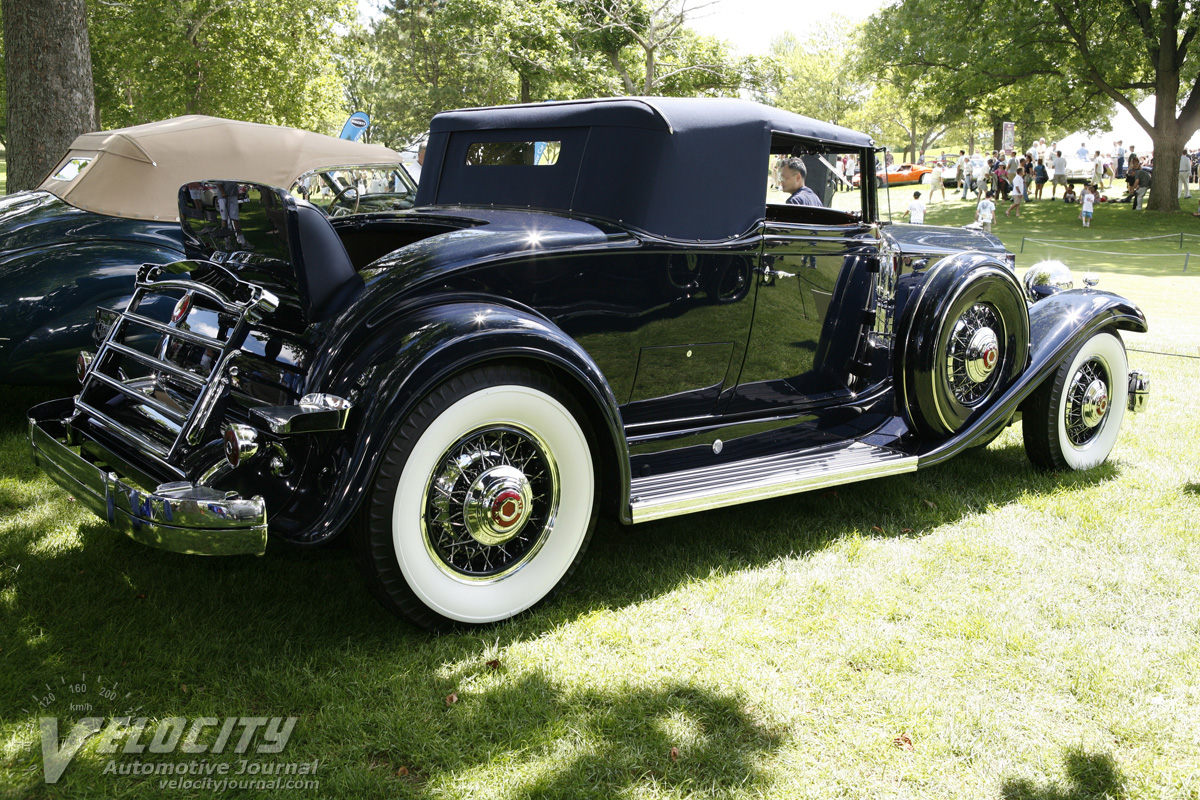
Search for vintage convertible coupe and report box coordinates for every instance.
[29,98,1149,630]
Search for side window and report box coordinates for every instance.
[767,146,865,223]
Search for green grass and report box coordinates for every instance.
[3,205,1200,799]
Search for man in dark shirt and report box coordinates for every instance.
[1130,165,1151,210]
[780,157,822,207]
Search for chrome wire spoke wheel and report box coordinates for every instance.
[423,425,558,581]
[1023,331,1128,471]
[1063,359,1111,448]
[352,366,598,630]
[900,261,1028,438]
[945,302,1003,406]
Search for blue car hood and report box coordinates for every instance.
[884,222,1010,260]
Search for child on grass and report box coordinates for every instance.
[1080,183,1095,227]
[904,190,925,224]
[976,190,996,232]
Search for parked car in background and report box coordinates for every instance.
[854,161,933,187]
[0,116,412,385]
[1058,157,1095,185]
[30,97,1149,631]
[940,154,988,187]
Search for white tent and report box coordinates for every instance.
[1054,97,1200,161]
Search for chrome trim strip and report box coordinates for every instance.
[629,441,917,523]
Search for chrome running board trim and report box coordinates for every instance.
[629,441,917,523]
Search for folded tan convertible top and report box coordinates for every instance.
[38,115,403,221]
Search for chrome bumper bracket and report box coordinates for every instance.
[1128,369,1149,413]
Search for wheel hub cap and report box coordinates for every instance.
[1081,379,1109,428]
[464,465,533,546]
[964,327,1001,384]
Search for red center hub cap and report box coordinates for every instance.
[491,490,525,529]
[982,345,998,370]
[463,465,534,546]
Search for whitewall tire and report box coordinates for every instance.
[353,365,598,630]
[1023,331,1128,471]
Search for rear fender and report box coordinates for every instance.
[278,300,629,543]
[917,288,1147,465]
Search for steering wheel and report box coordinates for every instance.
[328,184,360,217]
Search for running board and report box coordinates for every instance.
[629,441,917,523]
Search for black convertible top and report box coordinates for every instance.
[416,97,875,241]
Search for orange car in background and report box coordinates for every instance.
[853,161,933,187]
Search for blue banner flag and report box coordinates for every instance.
[339,112,371,141]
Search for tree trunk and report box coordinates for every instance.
[2,0,96,193]
[1146,67,1183,212]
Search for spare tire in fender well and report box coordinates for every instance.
[894,252,1030,438]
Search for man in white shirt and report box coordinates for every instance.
[1006,168,1026,217]
[1051,151,1068,199]
[1180,151,1193,199]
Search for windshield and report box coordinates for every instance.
[292,164,418,217]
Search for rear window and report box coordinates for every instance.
[50,156,94,182]
[465,141,561,166]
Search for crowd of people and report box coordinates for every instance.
[906,139,1200,225]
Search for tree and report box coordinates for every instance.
[860,0,1199,211]
[88,0,354,136]
[2,0,96,193]
[763,21,868,128]
[360,0,756,148]
[573,0,747,96]
[364,0,519,148]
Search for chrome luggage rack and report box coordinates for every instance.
[76,263,279,474]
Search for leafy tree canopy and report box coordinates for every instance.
[859,0,1200,210]
[89,0,355,136]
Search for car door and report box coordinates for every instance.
[727,219,881,416]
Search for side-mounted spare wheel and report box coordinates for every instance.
[897,258,1030,437]
[1022,330,1128,471]
[352,364,599,631]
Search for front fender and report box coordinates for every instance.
[275,299,629,544]
[917,288,1147,465]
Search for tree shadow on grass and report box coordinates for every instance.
[1002,748,1127,800]
[0,386,1125,796]
[11,672,780,799]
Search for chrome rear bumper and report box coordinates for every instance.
[28,399,267,556]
